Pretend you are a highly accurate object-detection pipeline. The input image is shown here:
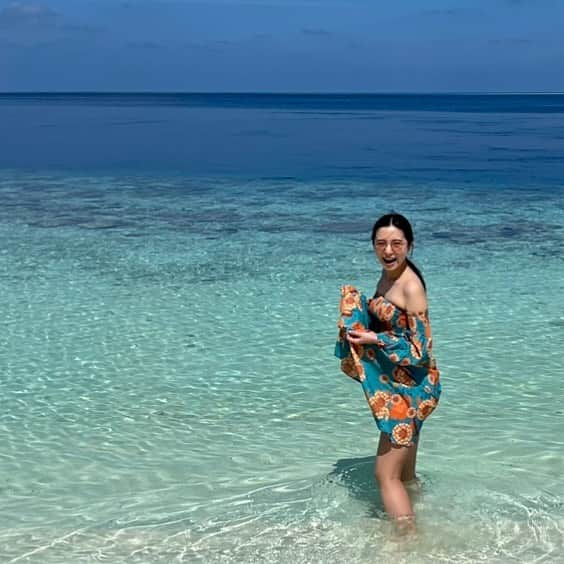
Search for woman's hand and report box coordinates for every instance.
[346,329,380,346]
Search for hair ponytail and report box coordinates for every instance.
[406,258,426,292]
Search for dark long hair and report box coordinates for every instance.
[370,213,426,291]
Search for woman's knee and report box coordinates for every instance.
[374,461,401,485]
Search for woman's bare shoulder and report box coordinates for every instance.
[403,274,427,313]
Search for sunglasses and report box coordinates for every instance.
[374,239,408,251]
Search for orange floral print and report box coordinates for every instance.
[392,423,414,446]
[341,357,358,379]
[428,369,440,386]
[380,303,396,321]
[379,407,390,421]
[341,356,365,383]
[340,285,362,316]
[410,342,422,359]
[353,355,364,376]
[424,318,432,341]
[368,391,391,419]
[395,314,407,329]
[370,297,395,321]
[417,398,437,420]
[389,395,410,419]
[335,286,441,447]
[354,344,365,359]
[393,366,416,387]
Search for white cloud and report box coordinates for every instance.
[0,2,60,27]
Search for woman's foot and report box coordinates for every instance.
[394,513,417,536]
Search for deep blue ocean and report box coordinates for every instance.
[1,93,563,563]
[2,93,564,183]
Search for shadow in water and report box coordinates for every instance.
[328,455,382,517]
[327,455,425,519]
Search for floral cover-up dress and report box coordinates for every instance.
[335,285,442,447]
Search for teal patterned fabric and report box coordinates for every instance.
[335,285,442,446]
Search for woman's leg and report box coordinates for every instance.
[400,439,418,483]
[374,433,417,521]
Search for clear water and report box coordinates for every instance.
[0,94,563,563]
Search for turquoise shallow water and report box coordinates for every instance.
[1,172,563,562]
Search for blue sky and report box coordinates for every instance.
[0,0,563,92]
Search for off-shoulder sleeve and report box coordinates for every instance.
[334,327,351,359]
[334,285,372,382]
[334,285,371,359]
[374,311,432,367]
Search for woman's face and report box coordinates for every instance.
[373,225,410,272]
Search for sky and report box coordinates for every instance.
[0,0,563,92]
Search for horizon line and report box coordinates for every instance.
[1,90,564,96]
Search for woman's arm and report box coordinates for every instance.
[347,281,432,367]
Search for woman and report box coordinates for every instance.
[335,213,441,531]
